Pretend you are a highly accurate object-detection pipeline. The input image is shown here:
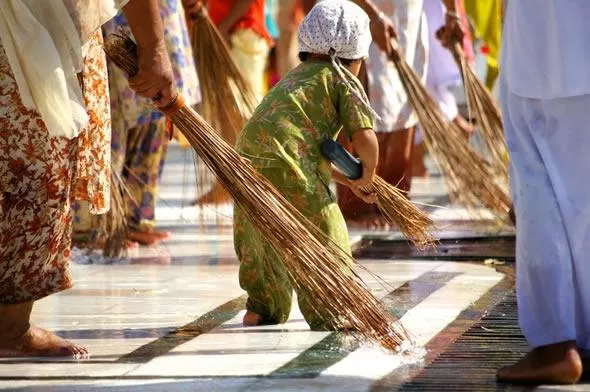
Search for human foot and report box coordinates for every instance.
[128,230,171,246]
[243,311,263,327]
[497,341,582,384]
[0,326,88,358]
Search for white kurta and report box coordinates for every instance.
[502,0,590,350]
[366,0,428,132]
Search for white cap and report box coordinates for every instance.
[297,0,372,60]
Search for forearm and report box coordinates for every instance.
[349,0,381,21]
[123,0,165,49]
[219,0,256,32]
[442,0,457,13]
[351,129,379,173]
[301,0,316,14]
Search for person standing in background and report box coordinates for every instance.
[0,0,175,357]
[208,0,273,103]
[96,0,201,247]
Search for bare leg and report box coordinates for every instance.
[497,341,582,384]
[0,301,87,357]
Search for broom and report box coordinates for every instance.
[449,41,508,178]
[322,140,436,248]
[99,170,131,258]
[390,41,512,219]
[104,33,433,352]
[189,8,259,206]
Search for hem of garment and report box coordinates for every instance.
[1,280,73,306]
[373,120,419,133]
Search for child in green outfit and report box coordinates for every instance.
[234,0,380,330]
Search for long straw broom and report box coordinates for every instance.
[449,41,508,178]
[390,42,512,219]
[322,140,436,247]
[188,8,259,206]
[104,33,434,351]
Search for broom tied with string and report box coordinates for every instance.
[322,140,436,248]
[389,40,512,220]
[104,33,437,352]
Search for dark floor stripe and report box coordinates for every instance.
[371,270,515,391]
[267,270,461,379]
[116,295,247,363]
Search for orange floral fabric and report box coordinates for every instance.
[0,31,111,304]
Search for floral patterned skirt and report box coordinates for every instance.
[0,32,111,304]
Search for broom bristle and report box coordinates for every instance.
[451,43,508,178]
[99,170,130,258]
[373,177,436,248]
[104,34,414,352]
[390,46,512,219]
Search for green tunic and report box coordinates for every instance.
[234,61,373,329]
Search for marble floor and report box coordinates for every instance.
[1,144,587,392]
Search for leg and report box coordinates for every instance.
[496,81,584,384]
[234,206,292,326]
[123,121,171,245]
[0,301,87,357]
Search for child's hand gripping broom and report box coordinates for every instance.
[321,140,436,248]
[389,40,512,221]
[104,33,419,352]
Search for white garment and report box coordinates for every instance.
[0,0,127,139]
[503,0,590,99]
[501,79,590,350]
[366,0,428,132]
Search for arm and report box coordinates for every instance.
[349,0,396,55]
[350,128,378,188]
[123,0,175,107]
[301,0,316,14]
[438,0,464,48]
[218,0,256,42]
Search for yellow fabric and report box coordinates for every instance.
[463,0,502,89]
[230,28,270,104]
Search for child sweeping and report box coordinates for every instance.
[234,0,380,330]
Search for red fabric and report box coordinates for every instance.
[208,0,272,44]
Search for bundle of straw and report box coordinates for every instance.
[390,43,512,219]
[104,33,423,352]
[99,170,131,258]
[322,140,435,247]
[188,8,259,206]
[450,42,508,178]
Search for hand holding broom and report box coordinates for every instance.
[104,33,415,353]
[322,140,436,248]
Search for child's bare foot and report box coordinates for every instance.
[0,326,88,358]
[243,311,263,327]
[128,230,171,246]
[497,341,582,384]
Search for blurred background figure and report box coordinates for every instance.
[208,0,272,103]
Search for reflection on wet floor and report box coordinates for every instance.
[2,144,587,391]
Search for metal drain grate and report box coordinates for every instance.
[397,293,533,392]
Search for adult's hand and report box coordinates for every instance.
[437,12,464,48]
[128,40,175,107]
[370,12,397,56]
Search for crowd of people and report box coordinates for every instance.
[2,0,588,387]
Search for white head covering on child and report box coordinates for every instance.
[297,0,379,120]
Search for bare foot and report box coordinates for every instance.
[128,230,171,246]
[0,326,88,358]
[497,341,582,384]
[243,311,263,327]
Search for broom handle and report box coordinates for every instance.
[321,140,363,180]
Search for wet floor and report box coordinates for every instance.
[1,144,587,392]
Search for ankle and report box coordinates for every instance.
[1,321,30,342]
